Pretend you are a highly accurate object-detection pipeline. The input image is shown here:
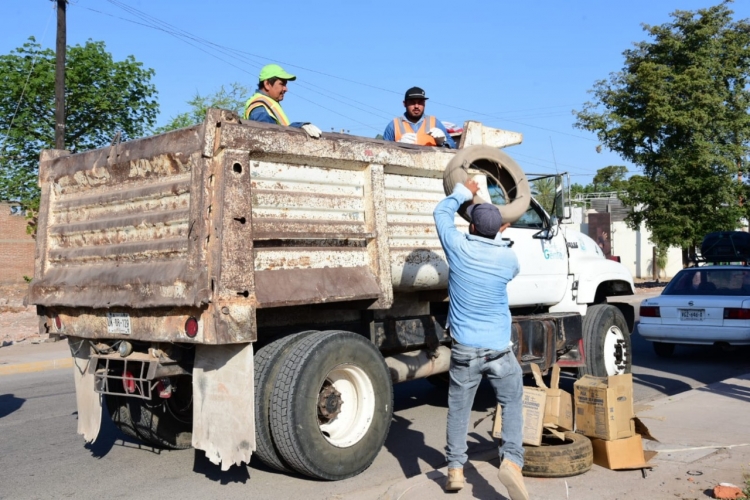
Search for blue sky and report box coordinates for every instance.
[5,0,750,185]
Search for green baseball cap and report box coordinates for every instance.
[259,64,296,82]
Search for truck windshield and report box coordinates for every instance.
[487,178,545,229]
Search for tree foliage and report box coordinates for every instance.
[0,38,158,210]
[155,82,251,134]
[575,2,750,251]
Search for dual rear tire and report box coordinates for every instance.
[256,330,394,480]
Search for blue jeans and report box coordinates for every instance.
[446,342,524,470]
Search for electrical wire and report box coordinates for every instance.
[84,1,597,139]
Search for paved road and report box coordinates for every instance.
[2,307,748,499]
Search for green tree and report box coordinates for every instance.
[155,82,251,133]
[574,2,750,259]
[0,38,158,210]
[592,165,628,192]
[532,177,555,214]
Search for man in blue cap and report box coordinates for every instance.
[383,87,456,148]
[433,178,528,500]
[244,64,322,138]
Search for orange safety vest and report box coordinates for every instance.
[393,115,437,146]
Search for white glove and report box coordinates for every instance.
[427,127,446,146]
[398,132,417,144]
[301,123,322,138]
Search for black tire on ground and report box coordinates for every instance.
[104,394,144,442]
[653,341,676,358]
[522,431,593,478]
[253,331,318,472]
[270,330,393,480]
[578,304,632,377]
[128,376,193,450]
[443,145,531,224]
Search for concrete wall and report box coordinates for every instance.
[569,207,682,279]
[0,203,35,284]
[610,220,682,279]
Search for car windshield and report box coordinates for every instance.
[662,268,750,296]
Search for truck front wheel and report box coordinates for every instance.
[579,304,631,377]
[270,330,393,480]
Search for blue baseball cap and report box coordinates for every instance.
[466,203,503,237]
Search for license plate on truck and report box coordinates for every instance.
[106,313,132,334]
[680,309,704,321]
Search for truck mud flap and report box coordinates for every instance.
[68,337,102,443]
[192,343,255,471]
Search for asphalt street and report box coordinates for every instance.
[1,323,748,500]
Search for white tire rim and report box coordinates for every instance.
[603,325,627,375]
[319,364,375,448]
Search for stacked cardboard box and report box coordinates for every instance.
[573,373,652,470]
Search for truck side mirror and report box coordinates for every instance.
[554,175,565,220]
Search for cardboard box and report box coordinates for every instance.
[492,386,547,446]
[591,433,654,470]
[574,373,635,441]
[530,364,574,431]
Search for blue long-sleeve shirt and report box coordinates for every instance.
[247,105,305,128]
[383,113,457,148]
[433,183,519,350]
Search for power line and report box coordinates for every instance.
[82,1,597,140]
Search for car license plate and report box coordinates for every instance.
[680,309,704,321]
[107,313,132,334]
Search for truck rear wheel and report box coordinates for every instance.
[253,331,318,472]
[522,431,593,477]
[128,376,193,450]
[270,331,393,480]
[579,304,631,377]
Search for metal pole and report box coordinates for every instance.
[54,0,67,150]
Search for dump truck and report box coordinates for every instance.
[27,109,635,480]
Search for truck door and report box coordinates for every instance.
[503,200,568,307]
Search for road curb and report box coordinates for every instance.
[0,357,73,376]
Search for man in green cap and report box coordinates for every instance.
[244,64,322,138]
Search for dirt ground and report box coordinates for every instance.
[0,283,41,345]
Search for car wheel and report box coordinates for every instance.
[653,342,676,358]
[270,331,393,480]
[579,304,632,377]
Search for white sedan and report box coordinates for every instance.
[639,265,750,357]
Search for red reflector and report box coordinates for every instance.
[185,317,199,338]
[123,371,136,394]
[723,308,750,320]
[54,314,62,330]
[640,306,660,318]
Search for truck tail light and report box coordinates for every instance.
[123,371,136,394]
[185,317,199,338]
[723,308,750,320]
[53,314,62,331]
[640,306,660,318]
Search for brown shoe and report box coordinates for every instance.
[445,467,464,492]
[498,460,529,500]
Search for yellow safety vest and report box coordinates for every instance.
[244,92,291,126]
[393,115,437,146]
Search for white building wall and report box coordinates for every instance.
[566,207,683,279]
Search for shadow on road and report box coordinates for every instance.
[192,450,251,485]
[697,379,750,404]
[384,414,446,477]
[0,393,24,418]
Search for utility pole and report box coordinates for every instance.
[54,0,67,150]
